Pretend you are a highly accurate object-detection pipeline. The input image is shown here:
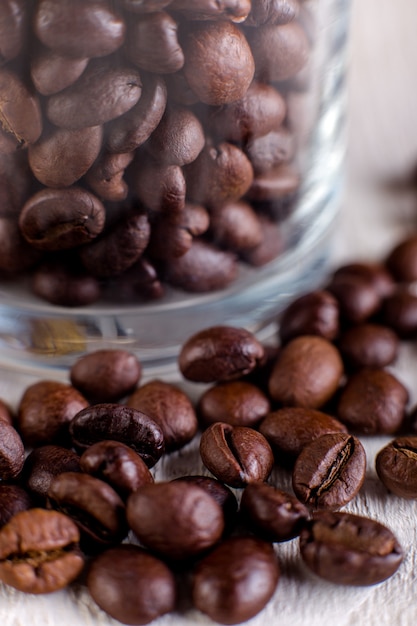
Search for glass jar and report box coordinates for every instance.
[0,0,350,376]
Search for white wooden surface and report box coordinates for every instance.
[3,0,417,624]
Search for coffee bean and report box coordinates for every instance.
[337,369,408,435]
[83,150,134,202]
[0,508,84,594]
[337,323,399,370]
[279,290,340,344]
[327,274,381,324]
[376,437,417,498]
[147,105,205,166]
[245,127,296,174]
[0,485,32,528]
[246,162,300,202]
[0,0,27,64]
[108,256,164,302]
[209,201,263,252]
[132,161,186,213]
[240,482,309,541]
[179,325,264,382]
[170,0,251,22]
[240,215,285,266]
[332,262,395,299]
[386,235,417,283]
[126,379,197,452]
[147,202,209,260]
[17,380,88,447]
[80,440,153,500]
[23,445,80,503]
[199,422,274,487]
[268,336,343,408]
[379,288,417,338]
[126,481,224,560]
[19,187,106,251]
[299,511,403,586]
[87,545,177,624]
[197,381,270,428]
[0,217,42,274]
[292,433,366,510]
[127,11,184,74]
[31,257,102,307]
[48,472,128,548]
[192,536,280,624]
[69,403,165,467]
[259,407,347,466]
[30,46,89,97]
[0,68,42,148]
[121,0,172,11]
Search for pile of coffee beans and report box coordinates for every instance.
[0,0,315,306]
[5,232,417,624]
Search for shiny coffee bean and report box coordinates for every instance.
[0,508,84,594]
[127,11,184,74]
[300,511,403,586]
[182,21,255,105]
[48,472,128,548]
[23,445,80,503]
[240,215,285,266]
[240,482,309,542]
[108,256,164,302]
[147,106,205,166]
[376,437,417,499]
[292,433,366,510]
[31,258,102,307]
[80,440,153,500]
[0,0,27,64]
[246,0,299,26]
[192,536,280,625]
[127,481,224,560]
[379,289,417,338]
[337,323,399,370]
[126,379,197,452]
[17,380,88,447]
[268,336,344,408]
[259,407,347,466]
[209,201,263,252]
[0,485,32,528]
[337,369,408,435]
[70,349,142,403]
[84,151,134,202]
[87,545,177,625]
[332,262,395,299]
[170,0,251,22]
[0,68,42,148]
[245,127,296,174]
[19,187,106,251]
[132,161,186,213]
[197,381,270,428]
[30,46,89,97]
[69,403,165,467]
[179,325,265,382]
[386,235,417,283]
[148,202,209,260]
[246,162,300,202]
[279,290,340,344]
[0,421,24,480]
[199,422,274,488]
[327,274,381,324]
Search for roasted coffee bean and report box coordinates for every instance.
[0,485,31,528]
[379,289,417,338]
[0,421,24,480]
[70,349,142,403]
[240,215,285,266]
[46,60,142,130]
[299,511,403,586]
[0,0,27,64]
[148,202,209,260]
[132,161,186,213]
[245,127,296,174]
[30,46,89,97]
[28,125,103,188]
[209,201,263,252]
[163,239,238,292]
[248,22,309,82]
[332,262,395,299]
[17,381,88,447]
[268,336,343,408]
[292,433,366,510]
[327,274,381,324]
[69,403,165,467]
[246,162,300,202]
[121,0,172,12]
[105,73,167,153]
[84,151,134,202]
[146,106,204,166]
[19,187,106,251]
[108,256,164,302]
[0,508,83,594]
[209,83,286,143]
[0,68,42,149]
[80,441,153,499]
[34,0,126,58]
[79,211,150,278]
[246,0,300,26]
[386,235,417,283]
[87,545,177,625]
[337,369,408,435]
[199,422,274,488]
[126,11,184,74]
[337,323,399,370]
[170,0,251,22]
[179,325,264,382]
[182,21,255,105]
[375,437,417,498]
[192,536,280,625]
[126,379,197,452]
[173,475,238,534]
[279,289,340,344]
[31,258,102,307]
[240,482,309,542]
[23,445,80,503]
[0,217,42,274]
[259,407,347,466]
[127,481,224,560]
[197,381,270,428]
[48,472,128,548]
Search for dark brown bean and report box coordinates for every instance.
[179,325,265,382]
[240,215,285,266]
[337,323,399,370]
[0,421,24,480]
[246,163,300,201]
[31,258,102,307]
[0,217,41,274]
[23,445,80,503]
[30,47,89,97]
[379,289,417,338]
[146,105,205,166]
[245,127,296,174]
[327,274,381,324]
[376,437,417,499]
[279,289,340,344]
[0,485,32,528]
[132,161,186,213]
[332,262,395,299]
[300,511,403,586]
[121,0,172,12]
[0,68,42,148]
[246,0,299,26]
[170,0,251,22]
[386,235,417,283]
[197,381,270,428]
[84,151,134,202]
[209,201,263,252]
[199,422,274,488]
[0,0,27,64]
[147,203,209,260]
